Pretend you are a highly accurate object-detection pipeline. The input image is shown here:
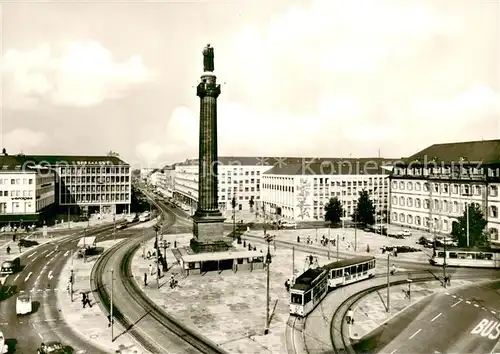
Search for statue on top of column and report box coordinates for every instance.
[203,44,215,72]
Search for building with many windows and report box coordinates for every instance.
[389,139,500,247]
[261,159,392,221]
[0,155,56,223]
[173,157,309,214]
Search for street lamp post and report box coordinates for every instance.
[336,233,340,261]
[407,277,412,300]
[110,268,114,342]
[83,228,87,263]
[68,207,71,229]
[387,250,391,312]
[70,269,74,302]
[232,197,236,238]
[113,213,116,242]
[264,234,273,335]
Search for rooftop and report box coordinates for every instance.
[180,250,264,262]
[0,154,128,171]
[264,160,391,176]
[292,267,326,291]
[402,139,500,166]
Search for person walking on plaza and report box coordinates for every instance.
[149,264,153,276]
[144,272,148,286]
[285,279,290,292]
[346,308,354,324]
[6,245,10,255]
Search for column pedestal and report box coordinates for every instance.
[191,213,228,253]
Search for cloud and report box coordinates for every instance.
[135,0,498,164]
[2,41,151,107]
[4,129,48,153]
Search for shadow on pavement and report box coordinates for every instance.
[4,338,17,353]
[352,296,433,353]
[30,300,41,314]
[0,285,17,301]
[113,309,152,342]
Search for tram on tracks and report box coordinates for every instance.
[290,256,376,317]
[429,247,500,268]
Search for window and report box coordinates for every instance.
[443,220,448,231]
[424,217,430,227]
[490,205,498,218]
[434,199,440,211]
[433,183,439,193]
[490,228,499,241]
[28,179,33,184]
[415,198,421,208]
[10,179,15,184]
[415,216,421,225]
[407,215,413,224]
[399,197,405,206]
[424,199,430,209]
[392,212,397,221]
[490,185,498,197]
[424,183,429,191]
[407,197,413,207]
[443,200,448,212]
[453,201,458,213]
[475,185,481,195]
[392,181,397,189]
[399,182,405,190]
[407,182,413,190]
[399,213,405,222]
[392,196,397,205]
[443,184,448,193]
[452,184,458,194]
[415,182,421,191]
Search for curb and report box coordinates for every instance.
[56,246,149,354]
[349,278,494,341]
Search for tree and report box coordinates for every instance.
[353,190,376,226]
[450,203,489,248]
[249,196,255,212]
[324,197,343,226]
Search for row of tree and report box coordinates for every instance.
[324,191,491,248]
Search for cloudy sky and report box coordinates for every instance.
[1,0,498,167]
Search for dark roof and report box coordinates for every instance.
[435,247,500,253]
[0,154,128,171]
[323,256,375,270]
[402,139,500,166]
[291,267,326,291]
[178,156,401,168]
[264,161,391,176]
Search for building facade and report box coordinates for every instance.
[389,139,500,247]
[261,160,391,221]
[0,155,56,222]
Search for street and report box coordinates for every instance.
[0,226,137,353]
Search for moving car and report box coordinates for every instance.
[0,330,8,354]
[125,214,138,223]
[37,341,72,353]
[139,212,151,222]
[19,238,39,247]
[0,258,21,275]
[16,292,32,315]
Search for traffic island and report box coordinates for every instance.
[56,240,147,354]
[131,233,343,354]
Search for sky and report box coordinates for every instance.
[0,0,499,168]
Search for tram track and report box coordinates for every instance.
[329,271,499,354]
[91,198,227,354]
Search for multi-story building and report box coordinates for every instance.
[173,157,307,213]
[389,139,500,247]
[261,159,391,221]
[0,155,56,223]
[154,166,175,198]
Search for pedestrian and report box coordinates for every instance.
[391,264,396,275]
[85,297,92,308]
[6,245,10,255]
[149,264,153,275]
[346,308,354,324]
[144,272,148,286]
[447,275,451,286]
[285,279,290,292]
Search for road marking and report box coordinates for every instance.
[474,304,480,308]
[40,250,47,255]
[452,295,457,298]
[48,271,53,280]
[64,250,69,257]
[466,301,471,304]
[431,313,442,322]
[409,329,422,340]
[445,292,450,295]
[46,250,55,258]
[451,300,463,308]
[25,272,32,282]
[390,350,397,354]
[14,274,20,281]
[27,251,37,258]
[38,332,43,340]
[492,311,497,315]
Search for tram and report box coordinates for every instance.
[289,256,377,317]
[289,268,328,317]
[325,256,376,288]
[429,247,500,268]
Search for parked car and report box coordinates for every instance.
[37,341,72,353]
[397,229,412,237]
[0,258,21,275]
[16,291,32,315]
[281,221,297,228]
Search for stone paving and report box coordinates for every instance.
[244,226,434,264]
[130,232,398,354]
[349,279,479,340]
[57,240,146,354]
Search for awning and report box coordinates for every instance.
[0,214,40,223]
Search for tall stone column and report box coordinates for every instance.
[191,44,226,252]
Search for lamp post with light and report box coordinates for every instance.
[264,233,274,335]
